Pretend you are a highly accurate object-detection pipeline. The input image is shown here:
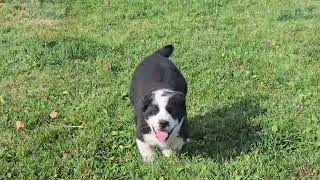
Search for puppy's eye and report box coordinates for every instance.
[166,107,173,114]
[142,94,153,111]
[144,104,159,116]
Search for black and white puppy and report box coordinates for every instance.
[129,45,189,162]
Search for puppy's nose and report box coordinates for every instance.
[159,120,169,129]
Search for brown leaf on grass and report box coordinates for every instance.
[50,111,58,119]
[62,149,69,160]
[104,63,112,70]
[15,121,25,130]
[296,165,309,177]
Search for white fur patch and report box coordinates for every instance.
[136,138,156,162]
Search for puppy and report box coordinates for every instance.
[129,45,188,162]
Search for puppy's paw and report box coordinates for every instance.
[162,148,173,157]
[142,155,156,163]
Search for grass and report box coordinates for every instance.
[1,0,320,179]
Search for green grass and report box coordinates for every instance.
[1,0,320,179]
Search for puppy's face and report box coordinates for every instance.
[142,89,186,143]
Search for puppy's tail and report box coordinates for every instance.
[155,44,174,57]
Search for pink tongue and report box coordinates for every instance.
[155,129,168,143]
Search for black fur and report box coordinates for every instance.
[129,45,188,142]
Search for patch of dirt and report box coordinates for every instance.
[296,164,320,178]
[13,17,64,30]
[24,19,64,29]
[0,3,64,29]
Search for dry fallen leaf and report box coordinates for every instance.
[316,169,320,177]
[16,121,24,130]
[50,111,58,119]
[296,165,308,177]
[105,63,112,70]
[62,149,69,160]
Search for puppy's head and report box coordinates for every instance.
[142,89,186,143]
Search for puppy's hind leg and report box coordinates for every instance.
[136,138,156,162]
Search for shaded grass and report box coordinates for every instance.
[187,96,265,161]
[1,0,320,179]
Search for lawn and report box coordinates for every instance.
[1,0,320,179]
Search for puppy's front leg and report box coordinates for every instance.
[136,138,156,162]
[161,148,173,157]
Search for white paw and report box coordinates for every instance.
[136,138,156,163]
[143,155,156,163]
[162,149,173,157]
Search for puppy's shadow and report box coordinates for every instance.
[184,97,266,162]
